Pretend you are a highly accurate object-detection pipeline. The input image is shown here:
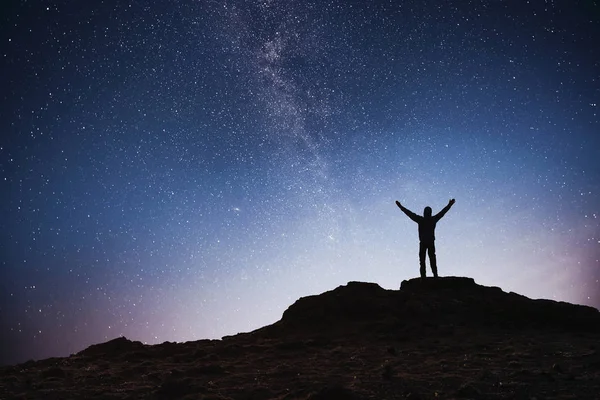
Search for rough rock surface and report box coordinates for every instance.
[1,277,599,399]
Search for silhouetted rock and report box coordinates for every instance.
[1,277,600,399]
[273,277,600,336]
[78,336,146,358]
[400,276,478,291]
[279,281,396,329]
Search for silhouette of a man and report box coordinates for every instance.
[395,199,455,278]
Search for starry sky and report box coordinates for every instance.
[1,0,599,366]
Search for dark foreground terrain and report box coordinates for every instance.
[1,277,600,399]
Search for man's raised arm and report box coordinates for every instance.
[395,201,420,223]
[434,198,455,222]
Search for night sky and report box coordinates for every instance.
[1,0,599,366]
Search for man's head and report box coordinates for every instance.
[424,206,432,217]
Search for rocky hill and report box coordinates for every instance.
[1,277,599,399]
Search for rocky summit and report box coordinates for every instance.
[1,277,600,399]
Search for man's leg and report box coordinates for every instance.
[428,242,438,277]
[419,242,427,278]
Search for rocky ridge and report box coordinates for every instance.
[1,277,599,399]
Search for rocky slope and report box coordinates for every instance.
[1,277,599,399]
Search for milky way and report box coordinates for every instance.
[1,0,599,365]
